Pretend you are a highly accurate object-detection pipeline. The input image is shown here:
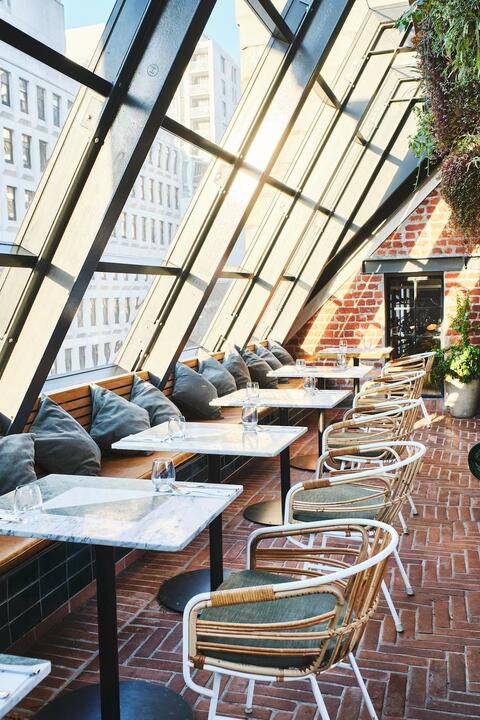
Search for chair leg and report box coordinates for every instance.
[245,679,255,715]
[309,676,331,720]
[348,652,378,720]
[381,580,403,632]
[393,548,414,595]
[420,398,431,427]
[208,672,221,720]
[407,494,418,516]
[398,511,409,535]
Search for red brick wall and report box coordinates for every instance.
[288,186,480,358]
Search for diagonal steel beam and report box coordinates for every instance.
[244,0,295,43]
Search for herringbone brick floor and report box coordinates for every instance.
[7,402,480,719]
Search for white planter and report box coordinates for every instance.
[444,378,480,418]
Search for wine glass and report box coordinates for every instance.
[151,458,175,493]
[14,483,43,518]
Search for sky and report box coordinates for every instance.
[62,0,240,63]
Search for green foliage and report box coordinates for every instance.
[408,105,437,160]
[433,292,480,384]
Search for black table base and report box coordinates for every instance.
[34,680,192,720]
[157,455,225,614]
[290,453,317,472]
[243,498,282,526]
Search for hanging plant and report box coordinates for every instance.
[399,1,480,250]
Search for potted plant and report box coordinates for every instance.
[434,292,480,418]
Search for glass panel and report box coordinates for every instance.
[0,267,33,352]
[50,272,152,377]
[186,277,235,352]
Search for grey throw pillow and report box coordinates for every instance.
[90,384,151,456]
[130,375,181,426]
[268,340,295,365]
[240,349,278,389]
[255,344,283,370]
[172,363,222,420]
[30,396,101,475]
[223,351,251,390]
[199,356,236,397]
[0,434,36,494]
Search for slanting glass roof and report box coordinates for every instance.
[0,0,421,432]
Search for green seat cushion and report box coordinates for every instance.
[293,484,381,523]
[199,569,346,669]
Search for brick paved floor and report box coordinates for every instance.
[6,401,480,719]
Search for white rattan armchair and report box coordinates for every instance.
[183,519,398,720]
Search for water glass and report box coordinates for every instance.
[295,358,306,369]
[246,381,259,401]
[304,376,317,393]
[337,351,347,370]
[14,482,43,517]
[151,458,176,493]
[241,404,258,432]
[168,414,186,439]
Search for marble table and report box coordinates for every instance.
[113,421,307,610]
[267,364,374,470]
[0,654,50,718]
[316,346,393,362]
[0,475,241,720]
[210,388,350,525]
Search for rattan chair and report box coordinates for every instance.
[324,400,422,532]
[284,441,425,633]
[354,370,426,409]
[382,352,435,425]
[183,519,398,720]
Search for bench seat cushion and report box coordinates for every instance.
[0,537,50,574]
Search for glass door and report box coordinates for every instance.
[386,274,443,393]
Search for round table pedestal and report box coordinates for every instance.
[158,568,233,613]
[243,499,283,526]
[290,453,317,471]
[34,680,192,720]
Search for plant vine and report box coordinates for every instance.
[399,0,480,251]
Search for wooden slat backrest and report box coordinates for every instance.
[23,341,270,432]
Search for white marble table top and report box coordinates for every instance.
[113,421,307,457]
[0,475,242,552]
[267,364,374,380]
[0,654,50,719]
[210,388,351,409]
[316,346,393,359]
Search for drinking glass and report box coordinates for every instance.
[337,351,347,370]
[14,483,43,518]
[339,338,347,352]
[304,376,317,393]
[168,415,186,439]
[241,404,258,432]
[151,458,176,493]
[295,358,306,369]
[246,381,259,401]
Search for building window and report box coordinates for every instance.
[121,212,127,237]
[157,143,162,168]
[65,348,72,372]
[104,342,111,363]
[141,216,146,241]
[231,66,237,83]
[166,184,171,208]
[174,186,179,210]
[39,140,48,171]
[148,148,153,164]
[221,79,226,95]
[114,298,120,323]
[52,93,61,127]
[131,214,137,240]
[90,298,97,326]
[220,56,226,73]
[22,134,31,168]
[114,340,122,353]
[19,78,28,113]
[168,222,173,242]
[149,178,155,203]
[165,146,170,172]
[6,185,16,220]
[0,69,10,106]
[79,346,86,370]
[139,175,145,200]
[36,86,46,120]
[24,189,34,208]
[77,300,84,328]
[172,150,178,174]
[124,297,131,322]
[102,298,109,324]
[222,101,227,117]
[3,127,13,163]
[158,181,163,205]
[92,344,99,366]
[151,218,156,243]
